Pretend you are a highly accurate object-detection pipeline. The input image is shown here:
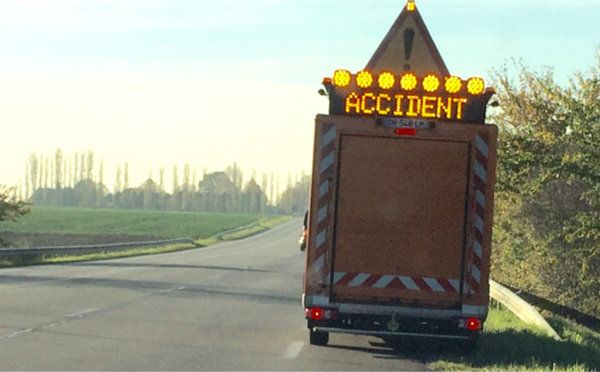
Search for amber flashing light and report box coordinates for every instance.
[332,69,351,87]
[378,72,395,90]
[400,72,418,91]
[356,70,374,89]
[467,77,485,95]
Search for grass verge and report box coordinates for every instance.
[429,303,600,371]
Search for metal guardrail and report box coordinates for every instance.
[0,238,196,257]
[215,222,261,240]
[490,279,562,341]
[0,222,262,257]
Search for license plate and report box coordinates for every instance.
[379,117,435,130]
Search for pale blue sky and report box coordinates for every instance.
[1,0,599,193]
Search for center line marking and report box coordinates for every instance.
[283,341,304,359]
[66,308,98,318]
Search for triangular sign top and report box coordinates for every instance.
[365,1,449,76]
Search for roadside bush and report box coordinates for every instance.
[490,50,600,319]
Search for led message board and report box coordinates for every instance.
[323,70,494,124]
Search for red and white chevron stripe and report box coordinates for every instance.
[333,272,462,292]
[312,123,337,285]
[469,133,489,294]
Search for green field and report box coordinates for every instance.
[0,206,277,240]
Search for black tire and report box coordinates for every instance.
[309,330,329,346]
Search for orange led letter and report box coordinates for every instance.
[437,97,452,119]
[406,95,421,117]
[362,93,376,114]
[345,92,361,113]
[453,98,468,119]
[393,94,405,116]
[376,94,392,115]
[422,96,437,118]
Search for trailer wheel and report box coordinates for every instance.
[309,330,329,346]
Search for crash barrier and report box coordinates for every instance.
[490,279,561,341]
[0,238,196,257]
[215,222,260,240]
[0,222,263,257]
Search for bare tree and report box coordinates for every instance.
[159,166,165,192]
[86,150,94,181]
[123,162,129,190]
[115,165,123,193]
[54,148,63,189]
[29,152,39,192]
[73,150,79,186]
[24,162,31,200]
[261,172,269,206]
[79,151,86,182]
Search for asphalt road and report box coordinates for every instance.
[0,218,429,371]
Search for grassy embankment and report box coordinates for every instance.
[0,206,293,267]
[429,303,600,371]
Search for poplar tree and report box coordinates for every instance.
[29,152,38,192]
[54,148,63,189]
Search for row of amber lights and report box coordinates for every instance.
[329,69,485,96]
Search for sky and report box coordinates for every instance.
[1,0,599,194]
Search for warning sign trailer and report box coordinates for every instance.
[302,0,498,349]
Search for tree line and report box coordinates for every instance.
[12,151,310,215]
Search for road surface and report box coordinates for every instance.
[0,218,429,371]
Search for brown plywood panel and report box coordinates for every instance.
[332,134,469,305]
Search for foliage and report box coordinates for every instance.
[490,50,600,317]
[0,185,31,246]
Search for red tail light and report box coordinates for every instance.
[309,307,323,321]
[466,317,481,331]
[395,128,417,136]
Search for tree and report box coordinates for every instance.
[29,152,39,192]
[123,162,130,190]
[490,51,600,317]
[115,165,123,194]
[0,185,31,246]
[54,149,63,188]
[73,150,79,186]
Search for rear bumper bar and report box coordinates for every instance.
[313,327,471,340]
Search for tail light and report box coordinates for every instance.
[305,307,338,321]
[395,128,417,136]
[310,307,323,320]
[466,317,481,331]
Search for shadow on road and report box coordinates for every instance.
[67,261,277,273]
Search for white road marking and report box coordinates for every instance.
[5,328,32,338]
[157,286,188,294]
[66,308,98,318]
[283,341,304,359]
